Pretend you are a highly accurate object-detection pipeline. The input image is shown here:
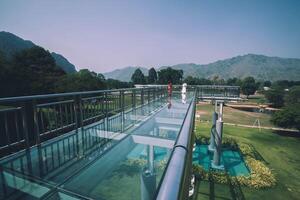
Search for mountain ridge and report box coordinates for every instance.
[104,54,300,81]
[0,31,76,73]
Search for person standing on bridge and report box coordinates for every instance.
[181,83,187,104]
[167,81,172,97]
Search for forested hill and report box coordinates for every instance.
[104,54,300,81]
[0,31,76,73]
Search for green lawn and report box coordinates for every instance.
[197,103,273,127]
[194,118,300,199]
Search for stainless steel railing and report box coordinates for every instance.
[0,87,168,157]
[156,95,196,200]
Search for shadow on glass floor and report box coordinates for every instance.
[192,173,245,200]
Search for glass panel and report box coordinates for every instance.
[0,91,194,200]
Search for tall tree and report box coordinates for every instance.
[241,76,258,98]
[131,68,146,84]
[271,103,300,130]
[148,68,157,84]
[265,89,285,108]
[227,77,242,86]
[9,46,65,96]
[157,67,183,84]
[0,50,11,97]
[284,86,300,105]
[55,69,106,92]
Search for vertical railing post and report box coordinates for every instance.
[105,91,108,131]
[74,94,84,154]
[141,88,144,105]
[74,95,83,129]
[120,90,124,132]
[132,89,136,109]
[73,95,81,156]
[32,100,45,177]
[33,100,40,145]
[21,103,30,149]
[21,101,36,147]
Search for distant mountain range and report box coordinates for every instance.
[2,31,299,81]
[0,31,76,73]
[104,54,300,81]
[103,66,148,81]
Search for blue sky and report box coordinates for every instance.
[1,0,300,72]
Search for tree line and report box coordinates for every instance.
[131,68,260,97]
[264,82,300,130]
[0,46,132,98]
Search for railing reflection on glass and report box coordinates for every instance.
[0,87,168,157]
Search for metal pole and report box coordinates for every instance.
[212,101,224,169]
[208,103,218,152]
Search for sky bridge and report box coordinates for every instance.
[0,85,240,200]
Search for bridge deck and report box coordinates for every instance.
[0,93,193,200]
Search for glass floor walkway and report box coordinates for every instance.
[0,93,193,200]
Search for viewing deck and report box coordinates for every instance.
[0,85,240,200]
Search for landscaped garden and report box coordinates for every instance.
[192,103,300,200]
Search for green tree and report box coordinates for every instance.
[271,103,300,130]
[106,78,133,89]
[0,51,10,97]
[157,67,183,84]
[284,86,300,105]
[263,81,272,87]
[226,77,242,86]
[10,46,65,96]
[148,68,157,84]
[241,77,258,98]
[131,68,146,84]
[55,69,106,92]
[265,89,285,108]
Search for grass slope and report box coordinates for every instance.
[194,105,300,200]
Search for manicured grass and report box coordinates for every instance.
[196,103,273,127]
[194,120,300,200]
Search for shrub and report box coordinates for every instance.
[234,157,276,189]
[238,143,256,158]
[222,137,238,150]
[210,170,228,184]
[192,164,208,179]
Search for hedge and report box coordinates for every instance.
[193,136,277,189]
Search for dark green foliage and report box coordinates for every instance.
[284,86,300,105]
[241,77,258,98]
[157,67,183,84]
[0,31,76,73]
[272,80,300,89]
[0,50,10,97]
[131,68,146,84]
[263,81,272,87]
[227,77,242,86]
[269,86,300,130]
[147,67,157,83]
[2,46,66,97]
[106,78,133,89]
[265,89,285,108]
[184,76,212,85]
[55,69,106,92]
[271,103,300,130]
[0,47,131,97]
[51,52,76,73]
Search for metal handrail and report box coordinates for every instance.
[0,87,165,103]
[0,86,168,157]
[156,95,196,200]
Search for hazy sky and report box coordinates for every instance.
[1,0,300,72]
